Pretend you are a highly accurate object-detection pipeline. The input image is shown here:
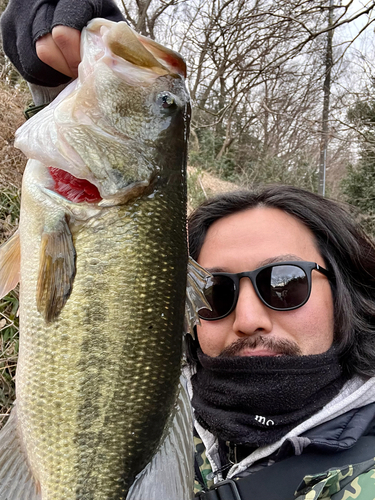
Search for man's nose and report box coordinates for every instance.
[232,278,273,335]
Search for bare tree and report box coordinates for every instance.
[116,0,375,191]
[318,0,334,196]
[118,0,185,38]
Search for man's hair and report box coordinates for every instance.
[188,185,375,377]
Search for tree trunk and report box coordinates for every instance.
[318,0,334,196]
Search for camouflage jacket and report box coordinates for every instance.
[294,459,375,500]
[193,403,375,499]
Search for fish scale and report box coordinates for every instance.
[17,182,187,499]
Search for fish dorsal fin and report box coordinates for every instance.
[0,405,41,500]
[0,230,20,300]
[127,379,194,500]
[185,256,212,336]
[37,216,76,323]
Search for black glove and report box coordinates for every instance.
[1,0,125,86]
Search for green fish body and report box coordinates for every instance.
[0,18,193,500]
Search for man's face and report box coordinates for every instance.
[196,207,334,357]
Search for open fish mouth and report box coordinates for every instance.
[85,18,187,79]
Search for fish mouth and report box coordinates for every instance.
[86,19,187,79]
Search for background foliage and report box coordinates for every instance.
[342,96,375,234]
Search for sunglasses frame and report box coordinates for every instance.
[199,261,331,321]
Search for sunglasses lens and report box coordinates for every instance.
[199,275,236,319]
[256,265,308,309]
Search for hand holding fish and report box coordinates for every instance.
[1,0,124,86]
[36,26,82,80]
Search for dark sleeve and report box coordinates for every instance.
[1,0,125,87]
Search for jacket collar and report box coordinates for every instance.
[228,376,375,477]
[276,401,375,459]
[183,361,375,479]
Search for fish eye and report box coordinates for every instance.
[157,92,177,110]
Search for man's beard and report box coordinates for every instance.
[219,335,303,357]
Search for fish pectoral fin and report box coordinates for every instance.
[184,256,213,337]
[37,215,76,323]
[0,405,41,500]
[0,230,20,299]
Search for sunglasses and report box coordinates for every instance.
[198,261,331,321]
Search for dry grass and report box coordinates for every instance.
[0,80,29,427]
[0,186,21,428]
[0,81,29,193]
[187,166,239,213]
[0,289,19,427]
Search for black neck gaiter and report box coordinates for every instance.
[191,348,347,447]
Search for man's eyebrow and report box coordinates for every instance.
[258,254,304,267]
[205,255,304,274]
[205,267,229,273]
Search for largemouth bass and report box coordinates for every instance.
[0,18,193,500]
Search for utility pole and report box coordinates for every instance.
[318,0,334,196]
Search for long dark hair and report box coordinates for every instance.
[188,185,375,377]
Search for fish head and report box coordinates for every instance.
[15,19,190,206]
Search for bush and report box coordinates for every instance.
[342,158,375,236]
[189,128,319,191]
[341,97,375,237]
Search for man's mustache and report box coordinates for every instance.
[219,335,302,357]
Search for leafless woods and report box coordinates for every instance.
[120,0,375,195]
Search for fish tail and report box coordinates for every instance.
[127,379,194,500]
[0,405,41,500]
